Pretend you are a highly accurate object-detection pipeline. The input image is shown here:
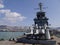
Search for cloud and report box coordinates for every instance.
[0,9,26,22]
[0,3,4,8]
[0,0,4,8]
[0,0,27,26]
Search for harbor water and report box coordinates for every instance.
[0,32,25,40]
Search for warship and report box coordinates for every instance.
[16,3,56,45]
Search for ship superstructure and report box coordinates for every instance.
[25,3,50,40]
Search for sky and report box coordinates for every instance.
[0,0,60,27]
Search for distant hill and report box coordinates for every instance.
[0,25,30,32]
[0,25,60,32]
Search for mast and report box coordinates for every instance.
[39,3,43,12]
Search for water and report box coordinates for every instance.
[0,32,25,40]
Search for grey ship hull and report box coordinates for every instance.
[16,37,56,45]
